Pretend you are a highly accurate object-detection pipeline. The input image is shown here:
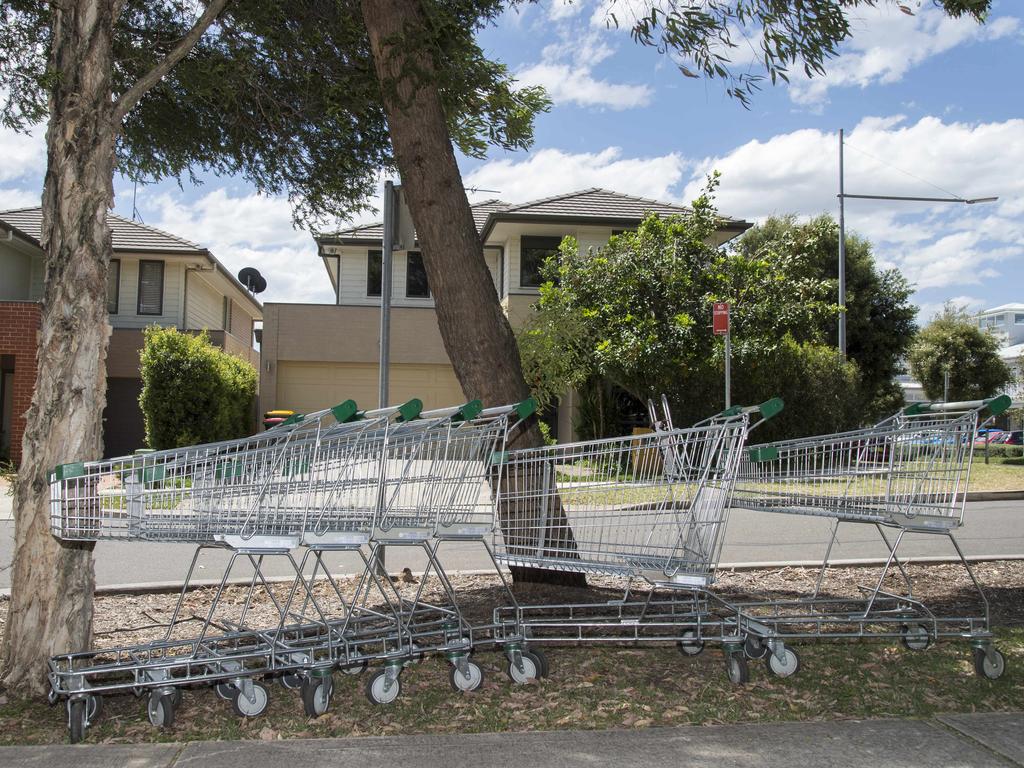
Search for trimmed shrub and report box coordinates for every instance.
[139,326,258,450]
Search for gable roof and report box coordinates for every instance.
[320,199,510,245]
[316,188,750,250]
[0,207,261,314]
[0,207,205,254]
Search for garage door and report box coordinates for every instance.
[275,362,467,414]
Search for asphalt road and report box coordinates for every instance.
[1,500,1020,591]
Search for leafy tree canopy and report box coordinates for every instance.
[0,0,549,224]
[908,304,1015,401]
[518,179,865,439]
[731,214,917,419]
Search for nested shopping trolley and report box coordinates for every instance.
[46,397,526,741]
[490,399,783,684]
[730,396,1012,680]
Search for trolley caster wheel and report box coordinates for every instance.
[677,630,704,657]
[169,687,183,708]
[449,659,485,692]
[765,647,800,678]
[526,647,550,677]
[68,699,88,744]
[301,675,334,717]
[506,652,541,684]
[973,647,1006,680]
[281,674,304,690]
[365,668,401,705]
[341,661,367,677]
[215,682,235,701]
[725,653,749,685]
[744,635,769,660]
[232,681,270,718]
[147,691,177,729]
[900,624,932,651]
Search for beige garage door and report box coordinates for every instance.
[276,362,467,414]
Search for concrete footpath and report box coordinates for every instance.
[1,714,1022,767]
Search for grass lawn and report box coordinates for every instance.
[966,456,1024,492]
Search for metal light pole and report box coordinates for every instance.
[373,180,396,577]
[837,129,998,358]
[838,129,847,358]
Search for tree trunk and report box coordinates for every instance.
[360,0,584,586]
[0,0,120,694]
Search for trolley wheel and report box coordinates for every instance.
[973,647,1006,680]
[232,681,270,718]
[86,693,103,723]
[301,675,334,718]
[341,661,368,677]
[170,687,183,708]
[677,630,704,657]
[68,699,87,744]
[744,635,769,660]
[215,682,235,701]
[449,659,485,693]
[365,669,401,705]
[527,647,550,677]
[506,653,541,685]
[900,624,932,652]
[765,647,800,678]
[725,653,749,685]
[281,674,304,690]
[147,692,176,729]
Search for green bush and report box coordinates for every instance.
[982,444,1024,459]
[139,326,258,450]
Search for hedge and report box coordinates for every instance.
[139,326,258,450]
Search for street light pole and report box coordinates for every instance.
[838,129,847,358]
[836,130,997,361]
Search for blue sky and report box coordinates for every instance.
[1,0,1022,320]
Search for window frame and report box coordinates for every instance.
[107,258,120,315]
[405,251,430,299]
[136,259,164,316]
[222,296,233,334]
[367,249,383,298]
[519,235,563,289]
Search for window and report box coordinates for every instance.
[222,296,233,333]
[136,260,164,315]
[367,250,382,297]
[106,259,120,314]
[1015,314,1024,325]
[520,236,562,289]
[405,252,430,298]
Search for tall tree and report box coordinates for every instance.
[909,304,1014,401]
[0,0,229,693]
[731,215,917,419]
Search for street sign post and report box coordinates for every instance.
[713,302,731,409]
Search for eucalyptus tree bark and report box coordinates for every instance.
[1,0,229,694]
[360,0,584,586]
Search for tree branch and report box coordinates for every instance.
[112,0,231,125]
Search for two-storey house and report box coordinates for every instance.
[259,188,749,440]
[0,207,262,461]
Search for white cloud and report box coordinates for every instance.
[790,6,1020,106]
[0,124,45,185]
[0,187,40,211]
[546,0,585,21]
[517,29,652,110]
[683,115,1024,306]
[464,146,685,205]
[141,189,331,305]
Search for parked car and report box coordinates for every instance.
[974,429,1003,447]
[992,430,1023,446]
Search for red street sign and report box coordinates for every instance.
[712,302,730,335]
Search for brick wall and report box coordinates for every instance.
[0,302,41,465]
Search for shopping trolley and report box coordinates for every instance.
[47,398,452,739]
[490,399,783,684]
[730,395,1012,680]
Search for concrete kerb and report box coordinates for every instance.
[0,716,1022,768]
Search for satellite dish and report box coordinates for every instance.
[238,266,267,294]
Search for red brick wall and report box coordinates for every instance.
[0,302,41,465]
